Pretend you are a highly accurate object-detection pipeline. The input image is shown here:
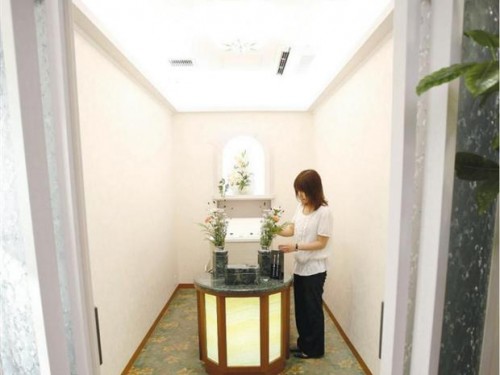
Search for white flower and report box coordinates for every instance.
[228,150,252,192]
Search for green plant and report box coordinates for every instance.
[228,150,252,193]
[199,203,228,249]
[416,30,499,213]
[218,178,229,197]
[260,208,287,249]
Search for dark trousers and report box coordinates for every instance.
[293,272,327,357]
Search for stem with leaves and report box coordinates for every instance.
[416,30,499,213]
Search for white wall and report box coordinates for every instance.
[172,112,314,282]
[313,34,393,374]
[74,30,177,375]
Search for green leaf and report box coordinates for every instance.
[464,30,499,59]
[492,135,499,151]
[478,84,499,106]
[464,61,499,97]
[455,152,499,181]
[477,177,499,214]
[464,30,499,49]
[416,63,475,95]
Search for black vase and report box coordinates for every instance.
[258,249,272,279]
[212,249,228,279]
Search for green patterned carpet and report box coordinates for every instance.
[127,288,366,375]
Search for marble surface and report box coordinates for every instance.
[438,0,498,373]
[224,264,259,285]
[194,272,293,295]
[212,250,228,279]
[258,250,272,278]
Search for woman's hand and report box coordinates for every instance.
[278,243,296,253]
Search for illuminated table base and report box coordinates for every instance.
[195,275,291,375]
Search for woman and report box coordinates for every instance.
[278,169,333,359]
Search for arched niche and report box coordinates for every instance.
[222,135,267,195]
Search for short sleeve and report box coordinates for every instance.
[291,204,301,224]
[317,206,333,237]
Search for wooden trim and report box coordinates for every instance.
[323,303,372,375]
[217,296,228,367]
[197,290,206,361]
[121,284,188,374]
[282,289,290,359]
[203,362,284,375]
[260,295,269,368]
[178,283,195,289]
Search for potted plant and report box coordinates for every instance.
[199,203,229,278]
[259,207,287,250]
[416,29,498,213]
[258,208,288,279]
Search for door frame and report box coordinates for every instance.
[382,1,464,374]
[3,0,469,373]
[1,0,100,373]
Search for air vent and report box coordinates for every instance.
[169,59,194,67]
[276,48,291,75]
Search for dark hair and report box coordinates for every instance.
[293,169,328,210]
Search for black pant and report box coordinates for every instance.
[293,272,327,357]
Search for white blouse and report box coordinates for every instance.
[292,204,333,276]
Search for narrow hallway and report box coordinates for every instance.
[126,288,368,375]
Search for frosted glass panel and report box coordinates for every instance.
[0,25,41,374]
[205,294,219,363]
[268,293,281,362]
[226,297,260,366]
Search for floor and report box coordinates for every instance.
[126,288,367,375]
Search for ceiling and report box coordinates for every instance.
[73,0,392,112]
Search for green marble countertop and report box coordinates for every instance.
[194,272,293,296]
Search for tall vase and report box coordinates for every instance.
[258,248,272,280]
[212,247,228,279]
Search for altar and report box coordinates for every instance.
[194,273,293,375]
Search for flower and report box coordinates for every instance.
[199,204,228,249]
[228,150,252,193]
[260,207,287,249]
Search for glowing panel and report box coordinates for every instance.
[205,294,218,363]
[268,292,282,361]
[226,297,261,366]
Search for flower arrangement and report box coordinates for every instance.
[228,150,252,193]
[199,204,228,249]
[260,207,287,250]
[218,178,229,198]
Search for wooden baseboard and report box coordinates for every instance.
[177,283,195,289]
[121,284,194,374]
[323,302,372,375]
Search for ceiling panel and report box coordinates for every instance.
[74,0,393,112]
